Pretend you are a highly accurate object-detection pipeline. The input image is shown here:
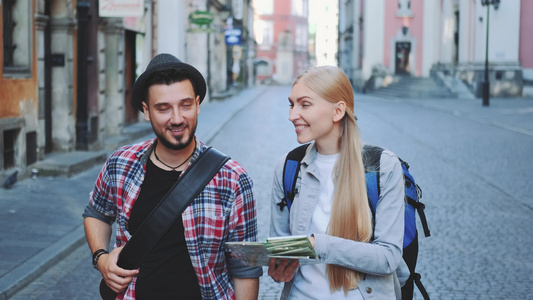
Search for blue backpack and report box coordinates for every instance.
[278,144,430,300]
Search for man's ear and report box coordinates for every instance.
[333,101,347,123]
[196,95,201,115]
[142,101,150,121]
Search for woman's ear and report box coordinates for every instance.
[333,101,347,122]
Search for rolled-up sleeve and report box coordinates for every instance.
[226,170,263,278]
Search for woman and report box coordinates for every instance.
[269,66,409,299]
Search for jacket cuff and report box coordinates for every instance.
[312,233,329,261]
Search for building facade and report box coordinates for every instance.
[309,0,338,67]
[0,0,252,180]
[252,0,309,85]
[0,0,153,180]
[338,0,532,97]
[157,0,254,98]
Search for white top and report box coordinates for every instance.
[289,153,364,300]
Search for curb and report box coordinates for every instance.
[0,225,86,300]
[33,151,108,178]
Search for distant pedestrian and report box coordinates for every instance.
[268,66,409,299]
[83,53,262,299]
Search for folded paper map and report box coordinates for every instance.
[226,235,320,266]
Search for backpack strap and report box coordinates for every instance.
[400,158,431,238]
[362,145,384,239]
[406,195,430,237]
[414,273,431,300]
[278,144,310,211]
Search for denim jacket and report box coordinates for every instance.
[270,142,409,300]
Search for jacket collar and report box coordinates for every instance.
[301,141,317,167]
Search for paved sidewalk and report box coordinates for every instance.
[0,86,267,300]
[360,94,533,137]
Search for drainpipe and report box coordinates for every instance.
[206,0,212,101]
[76,0,90,150]
[44,0,52,153]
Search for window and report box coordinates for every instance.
[295,24,308,51]
[26,131,37,165]
[2,0,32,75]
[292,0,308,17]
[3,129,18,169]
[254,20,274,50]
[253,0,273,15]
[396,0,413,17]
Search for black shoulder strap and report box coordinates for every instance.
[117,147,230,270]
[278,144,310,211]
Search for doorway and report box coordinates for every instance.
[395,42,411,75]
[124,30,137,124]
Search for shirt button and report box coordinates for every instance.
[366,287,372,294]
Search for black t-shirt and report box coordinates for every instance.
[129,158,202,299]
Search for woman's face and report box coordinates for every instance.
[288,82,343,150]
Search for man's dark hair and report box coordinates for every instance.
[142,68,199,106]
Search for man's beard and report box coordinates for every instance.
[153,122,197,151]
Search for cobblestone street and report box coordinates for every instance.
[3,86,533,299]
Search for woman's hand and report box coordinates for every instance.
[268,258,299,283]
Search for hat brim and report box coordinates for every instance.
[131,60,207,112]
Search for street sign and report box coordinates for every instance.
[99,0,144,17]
[225,28,242,46]
[189,10,214,26]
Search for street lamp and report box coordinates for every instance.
[480,0,500,107]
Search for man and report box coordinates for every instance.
[83,53,262,299]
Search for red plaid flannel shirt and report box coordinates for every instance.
[89,139,259,299]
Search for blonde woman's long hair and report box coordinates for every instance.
[294,66,372,293]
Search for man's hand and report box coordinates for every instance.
[268,258,299,283]
[98,246,139,293]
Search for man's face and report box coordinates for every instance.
[142,79,200,151]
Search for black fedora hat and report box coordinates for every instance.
[131,53,207,112]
